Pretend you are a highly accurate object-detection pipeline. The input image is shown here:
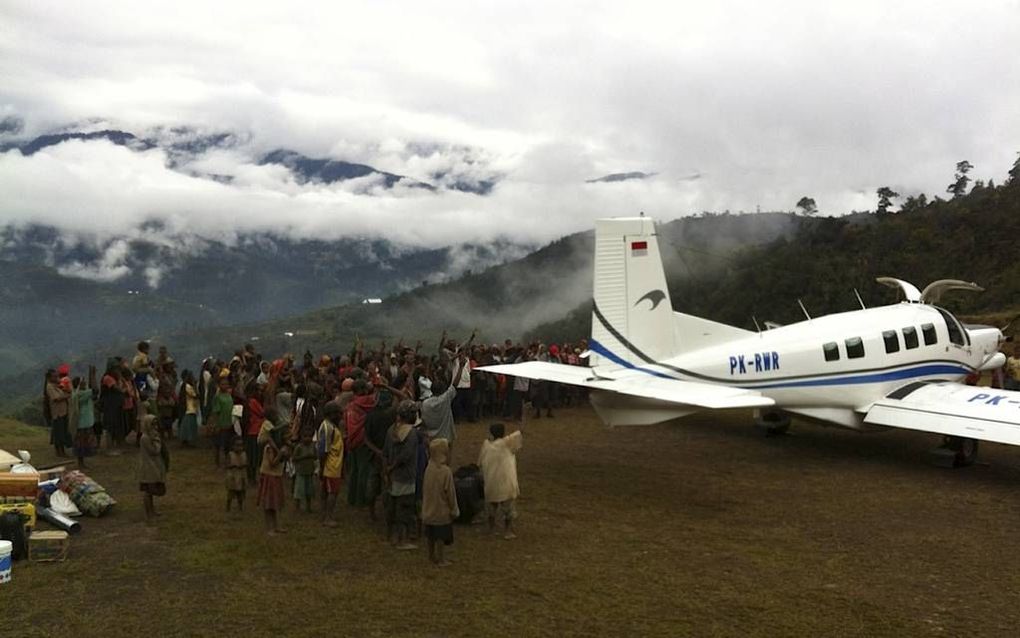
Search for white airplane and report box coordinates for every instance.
[482,216,1015,467]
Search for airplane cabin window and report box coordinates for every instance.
[921,323,937,345]
[845,337,865,359]
[935,307,968,346]
[902,326,918,349]
[823,342,839,361]
[882,330,900,353]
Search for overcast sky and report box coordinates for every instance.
[1,0,1019,248]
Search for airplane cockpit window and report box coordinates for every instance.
[845,337,865,359]
[823,342,839,361]
[882,330,900,354]
[934,307,969,346]
[921,323,937,345]
[902,326,919,349]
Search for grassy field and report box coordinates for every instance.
[2,407,1020,637]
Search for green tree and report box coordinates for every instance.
[900,193,928,213]
[795,196,818,216]
[876,186,899,213]
[947,160,973,197]
[1008,152,1020,185]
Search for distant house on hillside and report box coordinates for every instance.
[361,298,383,304]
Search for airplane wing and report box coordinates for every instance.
[863,381,1020,446]
[479,362,775,410]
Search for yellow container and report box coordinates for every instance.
[0,502,35,528]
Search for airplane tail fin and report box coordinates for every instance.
[590,217,676,369]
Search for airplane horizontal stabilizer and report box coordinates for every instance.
[479,362,775,410]
[863,382,1020,446]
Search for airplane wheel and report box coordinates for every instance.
[945,436,979,467]
[755,410,791,437]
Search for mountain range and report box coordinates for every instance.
[0,125,499,194]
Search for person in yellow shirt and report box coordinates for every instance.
[179,370,200,447]
[316,402,344,528]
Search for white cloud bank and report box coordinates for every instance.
[1,0,1019,249]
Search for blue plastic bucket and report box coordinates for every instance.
[0,539,12,584]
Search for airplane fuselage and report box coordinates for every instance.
[612,303,1001,430]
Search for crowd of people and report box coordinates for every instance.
[40,331,590,564]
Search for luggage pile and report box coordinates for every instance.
[0,448,119,583]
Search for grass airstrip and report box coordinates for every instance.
[2,407,1019,637]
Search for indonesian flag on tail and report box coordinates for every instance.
[631,240,648,256]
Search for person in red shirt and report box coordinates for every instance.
[243,380,265,487]
[345,379,378,508]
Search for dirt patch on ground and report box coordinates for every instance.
[3,409,1019,637]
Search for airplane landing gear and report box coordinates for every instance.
[928,436,979,468]
[754,410,791,437]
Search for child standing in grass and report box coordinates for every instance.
[207,378,234,468]
[422,438,459,566]
[137,414,168,525]
[225,437,247,513]
[478,422,524,540]
[257,432,290,536]
[291,430,317,513]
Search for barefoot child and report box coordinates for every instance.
[137,414,168,524]
[478,422,523,540]
[422,438,459,566]
[292,430,317,513]
[225,437,247,513]
[257,434,289,536]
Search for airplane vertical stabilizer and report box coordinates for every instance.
[590,217,676,369]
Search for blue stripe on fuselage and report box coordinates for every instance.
[747,364,970,389]
[588,339,677,380]
[588,339,969,389]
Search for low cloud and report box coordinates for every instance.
[56,238,132,282]
[1,0,1019,257]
